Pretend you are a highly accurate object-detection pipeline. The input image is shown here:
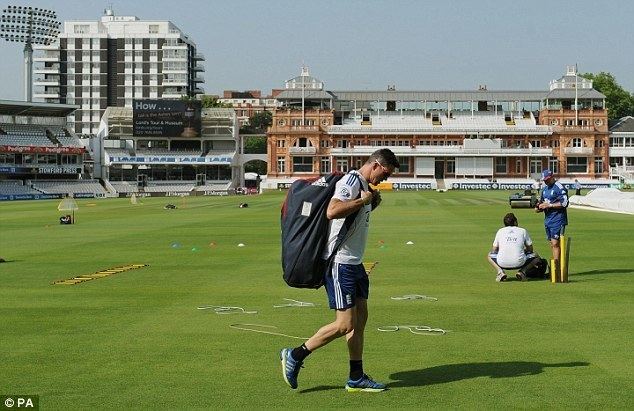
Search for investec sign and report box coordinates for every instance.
[451,182,533,190]
[108,155,232,165]
[393,182,433,190]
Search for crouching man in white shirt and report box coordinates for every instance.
[487,212,541,282]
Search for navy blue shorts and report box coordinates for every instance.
[545,224,566,241]
[324,262,369,310]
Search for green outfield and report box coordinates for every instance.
[1,190,632,409]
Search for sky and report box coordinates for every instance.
[0,0,632,101]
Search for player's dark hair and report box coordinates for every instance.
[367,148,400,170]
[503,213,518,227]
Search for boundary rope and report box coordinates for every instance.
[377,325,447,335]
[273,298,317,308]
[197,305,258,314]
[390,294,438,301]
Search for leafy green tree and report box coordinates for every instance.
[249,111,272,133]
[243,136,266,154]
[581,72,634,119]
[240,111,272,134]
[200,95,233,108]
[244,160,267,175]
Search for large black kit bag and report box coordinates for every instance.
[525,257,549,278]
[281,172,360,288]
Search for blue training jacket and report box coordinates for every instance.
[540,181,568,226]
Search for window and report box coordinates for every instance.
[594,157,604,173]
[446,158,455,174]
[571,138,583,148]
[74,24,89,34]
[530,140,541,148]
[396,157,409,173]
[320,157,330,174]
[149,25,159,34]
[530,159,541,174]
[292,156,313,173]
[552,139,560,148]
[294,137,313,148]
[277,156,285,173]
[594,140,604,148]
[567,157,587,173]
[336,140,348,148]
[336,159,348,172]
[320,140,330,148]
[276,140,286,148]
[0,153,15,164]
[549,157,558,173]
[495,157,507,173]
[515,159,521,173]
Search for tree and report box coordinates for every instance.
[200,95,233,108]
[581,72,634,119]
[243,136,266,154]
[249,110,272,133]
[244,160,267,176]
[240,110,272,134]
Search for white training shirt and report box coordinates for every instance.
[492,226,533,268]
[322,170,371,265]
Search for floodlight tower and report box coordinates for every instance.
[0,5,61,102]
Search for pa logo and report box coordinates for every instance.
[452,183,459,189]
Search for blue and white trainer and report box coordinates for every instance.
[345,374,387,392]
[280,348,303,389]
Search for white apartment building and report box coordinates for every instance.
[32,8,205,137]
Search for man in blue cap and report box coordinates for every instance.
[535,169,568,273]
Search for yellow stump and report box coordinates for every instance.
[550,258,557,283]
[559,235,566,283]
[561,236,571,283]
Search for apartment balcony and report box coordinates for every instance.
[33,66,60,74]
[563,147,594,156]
[161,56,188,62]
[33,89,61,98]
[193,86,205,94]
[289,147,317,155]
[33,43,59,50]
[161,92,186,99]
[33,77,60,86]
[193,75,204,83]
[33,55,60,62]
[162,79,188,86]
[162,44,188,50]
[194,52,205,61]
[163,68,188,73]
[330,145,553,157]
[193,65,205,72]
